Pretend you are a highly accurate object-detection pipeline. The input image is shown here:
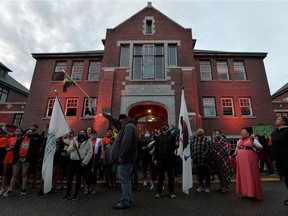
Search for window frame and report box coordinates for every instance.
[234,61,247,80]
[65,98,78,117]
[52,62,67,81]
[203,98,217,117]
[221,98,234,116]
[239,98,253,116]
[82,97,97,117]
[217,61,230,80]
[0,87,9,102]
[199,60,212,80]
[13,113,23,126]
[71,61,84,81]
[46,98,55,117]
[168,44,178,67]
[88,61,101,81]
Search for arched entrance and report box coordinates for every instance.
[128,103,168,138]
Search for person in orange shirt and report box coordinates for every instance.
[101,128,113,187]
[0,127,8,178]
[0,128,23,196]
[3,129,41,197]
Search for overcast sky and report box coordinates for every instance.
[0,0,287,94]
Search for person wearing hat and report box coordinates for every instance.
[109,114,138,209]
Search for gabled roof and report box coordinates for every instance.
[0,62,29,95]
[272,82,288,99]
[112,2,188,31]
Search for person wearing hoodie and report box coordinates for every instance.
[271,116,288,205]
[111,114,138,210]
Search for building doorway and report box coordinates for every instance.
[128,104,168,138]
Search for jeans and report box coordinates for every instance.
[117,163,134,206]
[157,159,175,194]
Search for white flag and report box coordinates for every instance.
[178,88,193,194]
[42,95,70,194]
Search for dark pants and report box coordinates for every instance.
[157,159,174,194]
[0,147,6,176]
[276,161,288,189]
[66,160,83,196]
[260,150,274,174]
[196,165,211,188]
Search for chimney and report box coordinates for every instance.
[147,2,152,8]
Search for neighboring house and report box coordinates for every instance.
[22,2,275,149]
[272,82,288,118]
[0,62,29,128]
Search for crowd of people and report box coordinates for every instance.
[0,115,287,208]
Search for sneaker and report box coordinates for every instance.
[150,185,155,192]
[284,199,288,206]
[197,186,203,193]
[83,188,90,195]
[170,194,176,199]
[113,202,130,210]
[72,195,78,201]
[143,181,147,187]
[204,187,210,194]
[155,193,161,198]
[3,190,13,198]
[20,190,26,196]
[91,189,96,195]
[47,188,55,194]
[0,188,5,196]
[61,194,71,201]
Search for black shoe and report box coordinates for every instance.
[72,195,78,201]
[113,202,130,210]
[61,194,71,201]
[284,199,288,205]
[47,188,55,194]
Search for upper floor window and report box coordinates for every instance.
[132,44,164,80]
[71,61,84,81]
[143,17,155,35]
[120,45,130,67]
[88,61,101,81]
[203,98,216,117]
[217,61,229,80]
[221,98,234,116]
[168,45,178,67]
[13,113,23,126]
[239,98,253,116]
[82,97,97,117]
[46,98,55,117]
[65,98,78,117]
[52,62,66,81]
[234,61,247,80]
[199,61,212,80]
[0,87,9,102]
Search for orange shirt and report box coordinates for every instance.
[3,137,17,164]
[101,137,111,148]
[19,138,30,159]
[0,137,7,148]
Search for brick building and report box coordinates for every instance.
[0,62,28,128]
[272,83,288,118]
[22,3,275,147]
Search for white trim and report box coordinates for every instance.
[0,111,24,114]
[117,40,181,46]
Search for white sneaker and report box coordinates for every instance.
[3,190,13,198]
[20,190,26,196]
[150,185,155,192]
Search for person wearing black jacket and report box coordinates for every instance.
[271,116,288,205]
[153,123,177,199]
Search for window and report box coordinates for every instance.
[46,99,55,117]
[52,62,66,81]
[65,98,78,117]
[217,61,229,80]
[13,114,23,126]
[199,61,212,80]
[120,45,130,67]
[239,98,253,116]
[234,61,247,80]
[203,98,216,117]
[71,61,84,81]
[132,44,164,80]
[146,20,152,34]
[0,87,9,102]
[82,97,97,117]
[88,61,101,81]
[221,98,234,116]
[168,45,177,67]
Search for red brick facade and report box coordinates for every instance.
[22,4,275,142]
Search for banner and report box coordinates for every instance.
[178,88,193,194]
[42,95,70,194]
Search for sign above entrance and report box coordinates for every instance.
[122,84,175,96]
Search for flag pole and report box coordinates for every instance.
[62,70,103,113]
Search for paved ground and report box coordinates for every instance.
[0,174,287,216]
